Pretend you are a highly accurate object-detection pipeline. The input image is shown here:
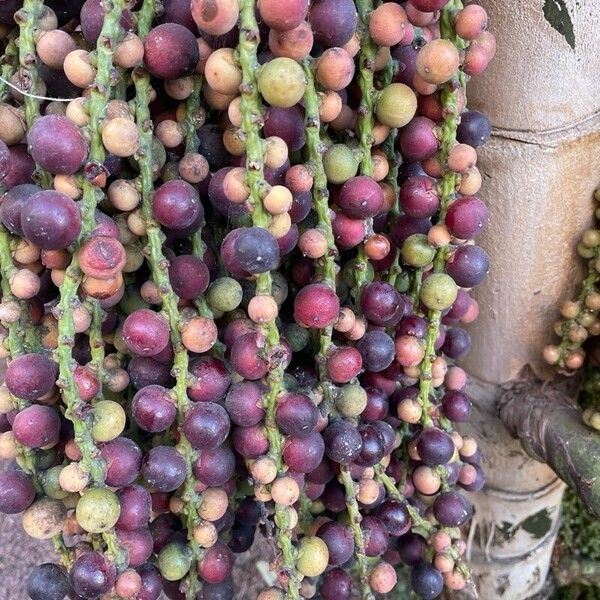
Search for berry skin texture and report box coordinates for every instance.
[294,283,340,329]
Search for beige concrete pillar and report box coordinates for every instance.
[461,1,600,597]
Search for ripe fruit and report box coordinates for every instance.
[0,2,495,597]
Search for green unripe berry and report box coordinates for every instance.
[92,400,126,442]
[577,242,595,259]
[401,234,436,267]
[296,536,329,577]
[207,277,243,312]
[76,488,121,533]
[271,271,289,306]
[119,285,150,314]
[419,273,458,310]
[34,448,59,471]
[375,83,417,128]
[258,58,307,108]
[583,229,600,248]
[283,323,311,352]
[323,144,359,184]
[158,542,193,581]
[41,465,70,500]
[336,384,368,417]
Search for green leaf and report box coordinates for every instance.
[543,0,576,50]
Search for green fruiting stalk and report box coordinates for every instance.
[81,0,126,402]
[133,4,203,595]
[184,75,203,153]
[88,301,105,390]
[55,0,128,570]
[0,30,18,101]
[558,268,599,368]
[353,0,378,301]
[302,60,338,413]
[14,0,51,188]
[549,188,600,373]
[0,226,73,567]
[375,464,432,533]
[380,57,403,287]
[416,0,463,426]
[381,57,400,209]
[340,464,375,600]
[181,75,221,326]
[57,0,125,482]
[412,0,473,583]
[340,3,378,598]
[237,1,300,597]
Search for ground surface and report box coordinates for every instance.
[0,514,267,599]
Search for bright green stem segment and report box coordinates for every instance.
[414,0,472,583]
[238,1,300,597]
[0,30,18,100]
[339,465,375,600]
[380,57,403,286]
[58,0,125,485]
[352,0,378,303]
[302,60,338,412]
[0,227,72,568]
[55,0,128,570]
[181,76,220,325]
[342,3,377,598]
[184,75,203,153]
[417,0,463,425]
[134,5,203,595]
[15,0,51,188]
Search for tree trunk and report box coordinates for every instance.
[461,0,600,597]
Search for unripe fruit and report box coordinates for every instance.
[296,536,329,577]
[369,3,407,47]
[258,58,307,108]
[376,84,418,128]
[417,39,461,85]
[102,118,140,157]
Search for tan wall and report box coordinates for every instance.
[463,0,600,384]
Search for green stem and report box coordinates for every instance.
[55,0,128,570]
[184,75,203,153]
[15,0,51,188]
[340,4,378,597]
[339,465,375,600]
[133,4,203,595]
[352,0,378,303]
[0,30,18,101]
[237,2,300,597]
[302,59,338,415]
[381,57,400,217]
[417,0,462,425]
[88,300,106,396]
[0,226,72,567]
[181,75,221,327]
[381,57,403,287]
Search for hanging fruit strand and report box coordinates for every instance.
[133,3,204,597]
[237,1,301,597]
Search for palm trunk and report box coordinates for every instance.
[462,0,600,597]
